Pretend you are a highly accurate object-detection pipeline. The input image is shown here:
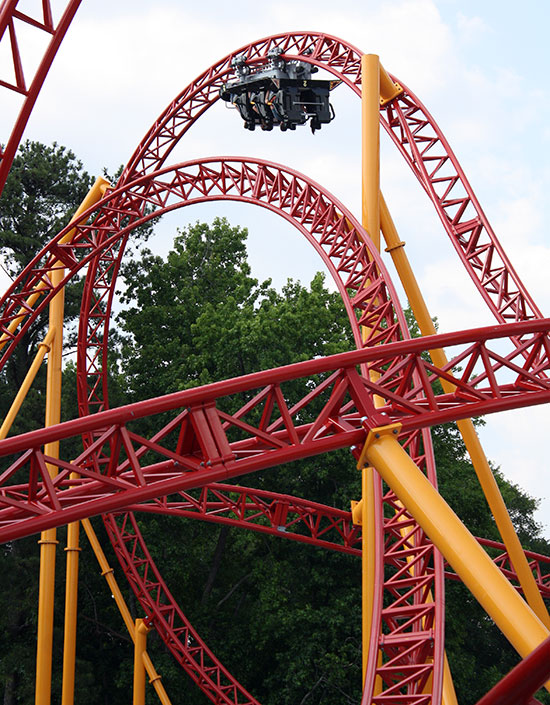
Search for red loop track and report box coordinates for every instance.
[0,25,548,705]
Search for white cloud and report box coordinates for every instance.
[456,11,490,41]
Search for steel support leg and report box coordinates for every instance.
[360,425,550,676]
[379,193,550,629]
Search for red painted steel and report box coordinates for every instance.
[128,484,362,555]
[115,31,540,330]
[474,636,550,705]
[1,319,550,541]
[0,0,82,195]
[0,26,546,703]
[104,512,260,705]
[0,156,445,703]
[72,30,547,698]
[129,487,550,599]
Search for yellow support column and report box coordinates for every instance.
[35,263,64,705]
[379,194,550,629]
[61,489,81,705]
[362,54,380,250]
[35,177,110,705]
[359,425,550,677]
[360,53,381,688]
[0,328,55,440]
[134,619,150,705]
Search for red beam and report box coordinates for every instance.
[0,318,549,458]
[1,320,550,541]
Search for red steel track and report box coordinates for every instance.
[1,25,549,705]
[0,156,446,702]
[0,0,82,194]
[125,484,550,599]
[2,317,550,540]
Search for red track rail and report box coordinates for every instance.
[0,27,546,705]
[117,31,540,329]
[128,486,550,598]
[1,155,548,702]
[76,32,546,701]
[0,156,445,703]
[104,511,260,705]
[1,318,550,540]
[0,0,82,195]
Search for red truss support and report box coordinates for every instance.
[0,156,445,704]
[130,483,362,555]
[1,318,550,542]
[104,512,260,705]
[0,0,82,195]
[129,486,550,599]
[1,28,547,704]
[98,483,549,705]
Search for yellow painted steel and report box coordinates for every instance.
[361,425,550,681]
[443,654,459,705]
[361,465,375,682]
[133,619,150,705]
[81,519,135,633]
[379,194,550,629]
[34,177,110,705]
[360,53,382,690]
[362,54,380,250]
[61,511,81,705]
[378,63,403,106]
[0,327,55,440]
[35,262,64,705]
[81,519,172,705]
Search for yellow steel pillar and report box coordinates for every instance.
[362,54,380,250]
[0,328,55,440]
[35,177,110,705]
[134,619,150,705]
[61,499,81,705]
[379,194,550,629]
[359,425,550,678]
[360,53,381,687]
[35,261,64,705]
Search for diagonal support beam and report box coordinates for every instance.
[360,423,550,688]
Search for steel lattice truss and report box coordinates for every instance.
[1,317,550,544]
[127,485,550,598]
[0,0,82,194]
[1,26,549,705]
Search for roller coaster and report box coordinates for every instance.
[1,3,550,704]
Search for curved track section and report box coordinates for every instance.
[127,484,550,598]
[0,28,545,705]
[117,31,540,327]
[73,33,547,702]
[0,0,82,195]
[105,513,260,705]
[0,156,445,702]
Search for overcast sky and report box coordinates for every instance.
[2,0,550,536]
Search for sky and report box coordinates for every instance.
[1,0,550,536]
